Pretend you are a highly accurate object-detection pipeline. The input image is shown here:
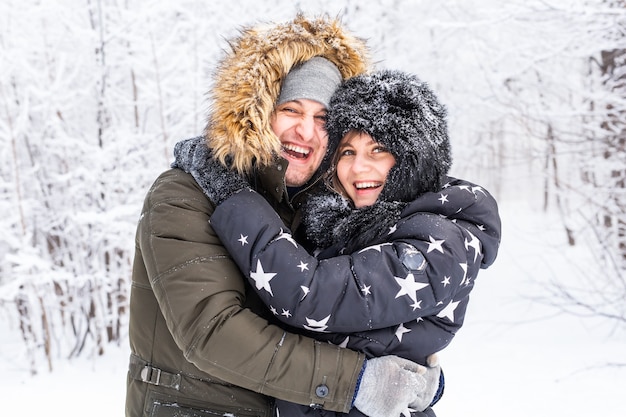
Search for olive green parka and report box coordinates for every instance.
[125,14,370,417]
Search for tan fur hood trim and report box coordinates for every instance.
[205,14,370,174]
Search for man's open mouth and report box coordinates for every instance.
[282,143,311,160]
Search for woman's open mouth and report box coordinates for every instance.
[354,181,383,190]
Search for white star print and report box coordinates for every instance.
[304,315,331,332]
[410,299,422,311]
[394,273,429,304]
[395,323,411,342]
[427,235,445,253]
[297,261,309,271]
[250,260,276,296]
[388,224,397,234]
[459,262,469,286]
[441,276,451,287]
[269,306,278,315]
[438,193,449,204]
[276,228,298,247]
[464,231,482,262]
[472,186,487,196]
[361,284,371,295]
[437,300,461,322]
[238,234,248,245]
[300,286,310,300]
[358,242,393,253]
[281,309,291,318]
[337,336,350,348]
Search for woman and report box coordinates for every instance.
[173,70,501,416]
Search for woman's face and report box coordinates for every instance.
[335,131,396,208]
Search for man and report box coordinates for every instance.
[126,14,440,417]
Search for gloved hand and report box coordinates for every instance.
[353,355,427,417]
[172,137,250,205]
[409,353,443,412]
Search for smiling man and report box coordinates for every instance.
[272,56,340,187]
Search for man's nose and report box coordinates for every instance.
[294,115,316,141]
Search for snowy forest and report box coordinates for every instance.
[1,0,624,376]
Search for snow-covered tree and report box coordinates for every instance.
[544,0,626,326]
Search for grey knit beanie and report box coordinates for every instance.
[277,57,342,108]
[325,69,452,203]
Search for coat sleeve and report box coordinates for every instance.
[209,178,501,333]
[323,313,461,365]
[139,169,364,413]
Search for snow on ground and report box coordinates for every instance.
[2,199,624,416]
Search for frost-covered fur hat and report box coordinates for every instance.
[325,69,452,202]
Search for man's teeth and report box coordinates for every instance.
[355,182,381,189]
[282,144,310,155]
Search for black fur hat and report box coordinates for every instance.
[325,69,452,202]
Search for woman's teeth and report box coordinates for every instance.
[355,182,381,189]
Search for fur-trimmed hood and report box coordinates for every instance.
[205,14,370,174]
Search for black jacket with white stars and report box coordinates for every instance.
[210,177,501,366]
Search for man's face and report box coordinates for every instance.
[270,99,329,187]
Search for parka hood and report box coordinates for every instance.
[205,14,370,174]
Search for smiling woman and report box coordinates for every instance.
[334,131,396,208]
[324,70,451,205]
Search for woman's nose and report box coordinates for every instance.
[351,154,371,173]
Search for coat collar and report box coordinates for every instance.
[254,158,326,209]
